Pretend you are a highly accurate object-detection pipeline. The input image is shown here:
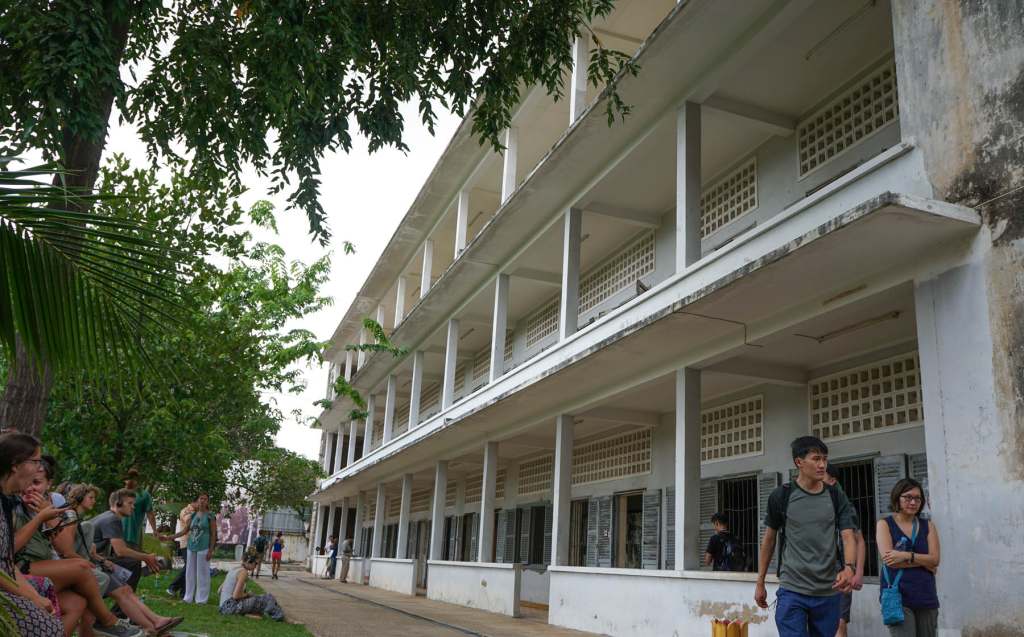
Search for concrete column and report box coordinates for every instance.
[324,504,338,548]
[559,207,582,340]
[347,421,358,465]
[420,240,434,299]
[382,374,397,442]
[490,273,510,382]
[442,319,460,410]
[363,394,375,455]
[551,414,574,567]
[675,101,701,271]
[352,492,366,557]
[338,498,350,547]
[478,441,499,562]
[333,430,344,472]
[454,189,470,255]
[674,367,701,569]
[570,36,590,123]
[501,127,518,203]
[371,484,386,558]
[356,327,368,367]
[396,474,413,558]
[344,350,354,382]
[394,276,407,328]
[408,350,425,428]
[430,461,448,561]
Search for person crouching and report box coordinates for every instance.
[218,555,285,621]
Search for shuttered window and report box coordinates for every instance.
[757,471,780,573]
[586,495,613,568]
[642,490,661,569]
[568,499,589,567]
[697,479,719,568]
[542,503,554,565]
[908,453,930,519]
[664,487,675,570]
[495,510,508,562]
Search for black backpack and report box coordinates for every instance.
[773,482,842,576]
[720,533,747,572]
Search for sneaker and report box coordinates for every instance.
[94,619,145,637]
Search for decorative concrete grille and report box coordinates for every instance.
[700,158,758,237]
[701,395,765,463]
[526,300,559,348]
[411,488,431,514]
[454,364,467,394]
[465,472,483,503]
[579,232,655,313]
[797,58,898,177]
[810,352,922,441]
[445,481,456,507]
[387,494,400,519]
[371,420,383,448]
[421,383,441,415]
[496,468,507,499]
[394,404,409,436]
[366,497,376,522]
[504,331,514,362]
[473,349,490,386]
[572,429,652,485]
[518,455,554,496]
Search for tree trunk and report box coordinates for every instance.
[0,7,131,436]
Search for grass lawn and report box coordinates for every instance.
[137,566,313,637]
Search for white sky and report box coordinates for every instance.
[104,104,463,460]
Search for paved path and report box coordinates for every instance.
[260,569,597,637]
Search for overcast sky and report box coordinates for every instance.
[105,104,463,460]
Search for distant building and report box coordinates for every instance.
[260,508,310,563]
[308,1,1024,635]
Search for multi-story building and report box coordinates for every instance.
[309,1,1024,635]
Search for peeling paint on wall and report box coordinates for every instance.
[690,599,769,624]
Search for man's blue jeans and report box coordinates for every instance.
[775,587,841,637]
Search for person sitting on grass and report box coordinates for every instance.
[13,462,143,637]
[91,489,162,593]
[66,484,184,636]
[218,555,285,621]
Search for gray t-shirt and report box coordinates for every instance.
[765,482,857,596]
[91,510,124,558]
[219,566,245,607]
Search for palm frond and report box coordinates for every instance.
[0,159,184,379]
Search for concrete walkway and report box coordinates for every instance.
[260,569,598,637]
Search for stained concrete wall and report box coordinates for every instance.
[426,561,521,616]
[892,1,1024,634]
[549,567,883,637]
[368,558,417,596]
[347,557,368,585]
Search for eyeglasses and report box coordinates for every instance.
[900,494,923,503]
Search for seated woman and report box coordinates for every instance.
[66,484,183,636]
[218,555,285,621]
[0,432,64,637]
[13,465,144,637]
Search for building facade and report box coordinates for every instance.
[309,1,1024,635]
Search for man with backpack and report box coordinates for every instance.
[704,512,747,571]
[754,436,858,637]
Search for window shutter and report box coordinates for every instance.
[424,520,432,559]
[504,510,517,563]
[596,496,613,568]
[519,508,532,564]
[874,454,907,521]
[406,522,416,559]
[698,479,719,568]
[642,489,661,569]
[664,488,675,570]
[758,471,781,573]
[495,510,507,561]
[542,503,554,565]
[908,453,930,519]
[586,497,600,567]
[470,513,480,561]
[447,515,458,561]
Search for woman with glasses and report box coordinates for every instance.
[876,477,941,637]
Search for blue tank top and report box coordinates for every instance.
[272,539,283,552]
[881,516,939,609]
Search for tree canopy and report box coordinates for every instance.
[38,157,329,502]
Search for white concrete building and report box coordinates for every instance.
[309,2,1024,635]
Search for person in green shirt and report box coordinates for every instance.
[121,467,156,550]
